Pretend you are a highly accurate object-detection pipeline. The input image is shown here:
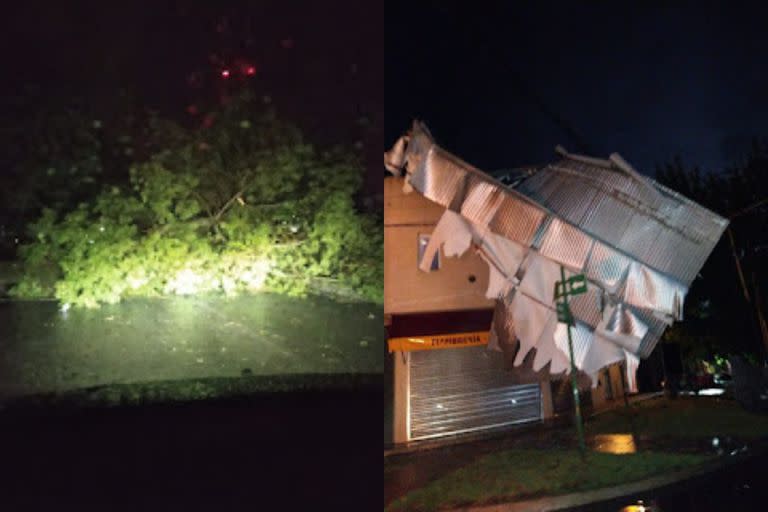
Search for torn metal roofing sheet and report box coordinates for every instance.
[518,156,727,286]
[385,121,729,391]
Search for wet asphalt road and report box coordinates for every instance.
[577,448,768,511]
[0,294,383,400]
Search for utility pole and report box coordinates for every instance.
[727,198,768,357]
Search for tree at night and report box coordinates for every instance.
[656,140,768,367]
[11,93,382,308]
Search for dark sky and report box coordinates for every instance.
[0,1,382,193]
[385,2,768,176]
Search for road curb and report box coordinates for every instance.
[446,441,768,512]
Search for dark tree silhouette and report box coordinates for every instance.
[655,138,768,369]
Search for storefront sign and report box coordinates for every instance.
[388,331,489,352]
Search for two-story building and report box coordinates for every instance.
[384,176,626,446]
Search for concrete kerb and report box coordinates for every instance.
[446,438,768,512]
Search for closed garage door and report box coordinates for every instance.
[409,345,542,440]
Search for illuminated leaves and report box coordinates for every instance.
[12,94,382,307]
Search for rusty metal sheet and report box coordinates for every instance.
[622,262,686,320]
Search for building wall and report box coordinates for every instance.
[384,177,493,316]
[392,351,409,444]
[385,177,554,444]
[609,364,626,399]
[590,363,627,410]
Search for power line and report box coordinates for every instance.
[729,197,768,220]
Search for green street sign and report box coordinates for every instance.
[556,302,574,325]
[554,265,586,455]
[553,273,587,301]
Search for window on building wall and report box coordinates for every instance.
[418,234,440,271]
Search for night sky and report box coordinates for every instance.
[0,1,382,193]
[385,2,768,176]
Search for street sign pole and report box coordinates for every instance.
[555,265,587,454]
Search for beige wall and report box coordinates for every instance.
[590,363,627,409]
[385,177,557,443]
[591,369,608,409]
[540,379,554,419]
[384,177,494,315]
[392,351,410,444]
[609,363,626,399]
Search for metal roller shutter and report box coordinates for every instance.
[409,346,542,440]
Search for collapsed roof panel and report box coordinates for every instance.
[385,121,729,391]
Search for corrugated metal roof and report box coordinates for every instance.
[387,120,728,388]
[518,157,728,286]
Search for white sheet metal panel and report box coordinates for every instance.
[518,252,566,305]
[554,321,594,369]
[569,283,604,328]
[622,262,686,320]
[538,218,594,271]
[584,242,632,295]
[409,346,542,440]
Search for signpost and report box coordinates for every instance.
[554,266,587,454]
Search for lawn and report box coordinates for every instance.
[385,449,709,512]
[586,396,768,439]
[386,397,768,511]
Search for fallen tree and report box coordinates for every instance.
[11,94,382,307]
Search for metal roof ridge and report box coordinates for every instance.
[556,145,662,201]
[555,145,613,169]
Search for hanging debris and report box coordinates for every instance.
[385,121,728,391]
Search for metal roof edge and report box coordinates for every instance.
[554,145,613,169]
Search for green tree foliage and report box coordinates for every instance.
[0,88,141,219]
[11,94,382,307]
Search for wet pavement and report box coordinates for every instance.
[0,294,384,400]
